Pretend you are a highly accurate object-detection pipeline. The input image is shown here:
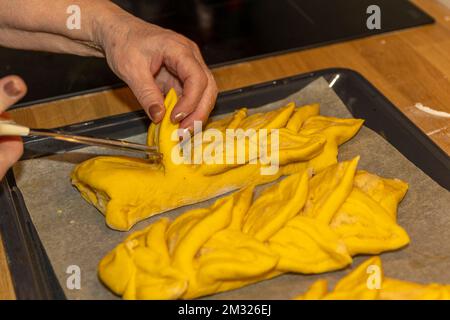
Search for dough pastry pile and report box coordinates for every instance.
[295,257,450,300]
[98,157,410,299]
[71,89,363,231]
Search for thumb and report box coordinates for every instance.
[127,72,165,123]
[0,75,27,112]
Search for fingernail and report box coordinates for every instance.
[3,81,22,97]
[180,125,194,135]
[178,128,191,141]
[174,112,186,123]
[148,104,162,122]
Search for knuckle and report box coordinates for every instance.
[179,45,193,56]
[167,40,190,56]
[167,36,183,47]
[188,40,200,52]
[136,88,158,106]
[174,33,193,47]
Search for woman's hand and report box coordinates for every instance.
[94,13,218,131]
[0,75,27,179]
[0,1,218,131]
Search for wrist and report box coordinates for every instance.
[90,2,135,48]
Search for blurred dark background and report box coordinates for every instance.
[0,0,433,107]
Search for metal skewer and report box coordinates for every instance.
[0,121,162,160]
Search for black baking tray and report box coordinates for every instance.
[0,68,448,300]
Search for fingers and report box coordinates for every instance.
[125,65,166,123]
[155,51,217,130]
[179,75,217,130]
[185,42,218,130]
[164,47,208,124]
[102,21,218,125]
[0,75,26,179]
[154,67,183,96]
[0,136,23,179]
[0,75,27,112]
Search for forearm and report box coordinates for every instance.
[0,0,218,127]
[0,0,128,56]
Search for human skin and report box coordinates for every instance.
[0,76,27,178]
[0,0,218,179]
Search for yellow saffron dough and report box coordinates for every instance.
[98,158,409,299]
[71,89,363,231]
[295,257,450,300]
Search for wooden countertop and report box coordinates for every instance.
[1,0,449,299]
